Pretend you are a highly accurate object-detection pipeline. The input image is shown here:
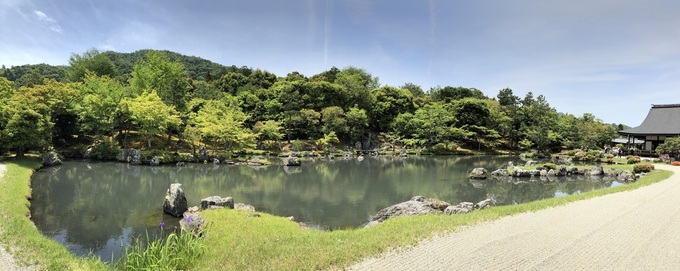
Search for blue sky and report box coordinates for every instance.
[1,0,679,127]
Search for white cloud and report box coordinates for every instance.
[34,9,62,33]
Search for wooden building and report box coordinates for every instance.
[619,104,680,153]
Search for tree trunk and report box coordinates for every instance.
[16,148,25,159]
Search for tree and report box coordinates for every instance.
[0,93,53,157]
[188,99,255,153]
[656,137,680,157]
[66,48,117,82]
[316,131,340,153]
[430,86,486,102]
[321,106,347,135]
[124,91,181,149]
[73,71,128,142]
[253,120,283,150]
[345,106,368,146]
[369,86,415,132]
[129,50,190,111]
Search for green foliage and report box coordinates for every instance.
[656,137,680,155]
[124,91,181,149]
[431,142,459,154]
[316,131,340,152]
[542,163,557,170]
[188,98,255,152]
[90,141,121,160]
[66,48,117,82]
[627,156,641,164]
[633,163,654,173]
[129,50,189,110]
[117,229,205,271]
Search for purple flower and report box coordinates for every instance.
[186,216,192,223]
[159,222,166,228]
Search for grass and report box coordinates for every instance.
[194,167,673,270]
[117,229,205,271]
[0,158,674,270]
[0,158,109,270]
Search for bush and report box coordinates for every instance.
[542,163,557,170]
[431,142,458,155]
[633,163,654,173]
[91,141,121,160]
[627,156,641,164]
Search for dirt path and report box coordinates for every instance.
[0,164,23,271]
[350,164,680,270]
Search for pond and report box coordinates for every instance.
[29,156,621,262]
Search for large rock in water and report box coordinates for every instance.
[371,196,450,222]
[469,168,487,179]
[116,149,142,164]
[163,183,188,217]
[41,152,62,167]
[283,156,301,166]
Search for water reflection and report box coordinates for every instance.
[30,156,616,261]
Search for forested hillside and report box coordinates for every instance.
[0,49,621,158]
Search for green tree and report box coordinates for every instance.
[321,106,347,135]
[253,120,284,150]
[369,86,415,132]
[73,71,128,142]
[129,50,190,111]
[316,131,340,153]
[124,91,181,149]
[66,48,118,82]
[0,93,53,157]
[345,106,369,146]
[188,99,255,153]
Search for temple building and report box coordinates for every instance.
[618,104,680,153]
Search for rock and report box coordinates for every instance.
[83,147,93,159]
[588,166,604,176]
[511,167,531,177]
[200,196,234,210]
[525,160,537,166]
[180,213,206,234]
[176,162,186,167]
[235,203,256,212]
[116,149,142,164]
[547,169,556,176]
[556,166,568,177]
[474,199,494,209]
[283,156,302,166]
[247,157,269,166]
[617,170,637,183]
[444,202,474,215]
[540,169,548,176]
[163,183,188,217]
[213,158,220,164]
[469,168,488,179]
[41,152,62,167]
[567,167,579,175]
[198,146,208,161]
[150,156,160,166]
[491,168,509,177]
[371,196,450,222]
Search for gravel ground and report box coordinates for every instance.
[350,164,680,271]
[0,163,23,271]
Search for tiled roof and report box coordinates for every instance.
[619,104,680,135]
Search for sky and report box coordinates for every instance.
[1,0,679,127]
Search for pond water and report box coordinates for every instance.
[29,156,621,262]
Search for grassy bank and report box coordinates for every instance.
[0,159,673,270]
[195,168,673,270]
[0,159,109,270]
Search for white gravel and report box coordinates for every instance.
[350,164,680,270]
[0,163,23,271]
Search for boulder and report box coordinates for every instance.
[474,198,494,209]
[283,156,302,166]
[200,196,234,210]
[469,168,488,179]
[540,169,548,177]
[176,162,186,167]
[556,166,568,177]
[213,158,220,164]
[371,196,450,222]
[617,170,637,183]
[150,156,160,166]
[163,183,188,217]
[198,146,208,161]
[444,202,474,215]
[525,160,537,166]
[547,169,556,176]
[235,203,256,212]
[41,152,62,167]
[116,149,142,164]
[588,166,604,176]
[491,169,509,177]
[180,213,206,234]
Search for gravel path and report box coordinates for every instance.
[350,164,680,271]
[0,163,23,271]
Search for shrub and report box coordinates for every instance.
[672,161,680,166]
[431,142,458,155]
[606,158,614,164]
[91,141,121,160]
[627,156,641,164]
[633,163,654,173]
[542,163,557,170]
